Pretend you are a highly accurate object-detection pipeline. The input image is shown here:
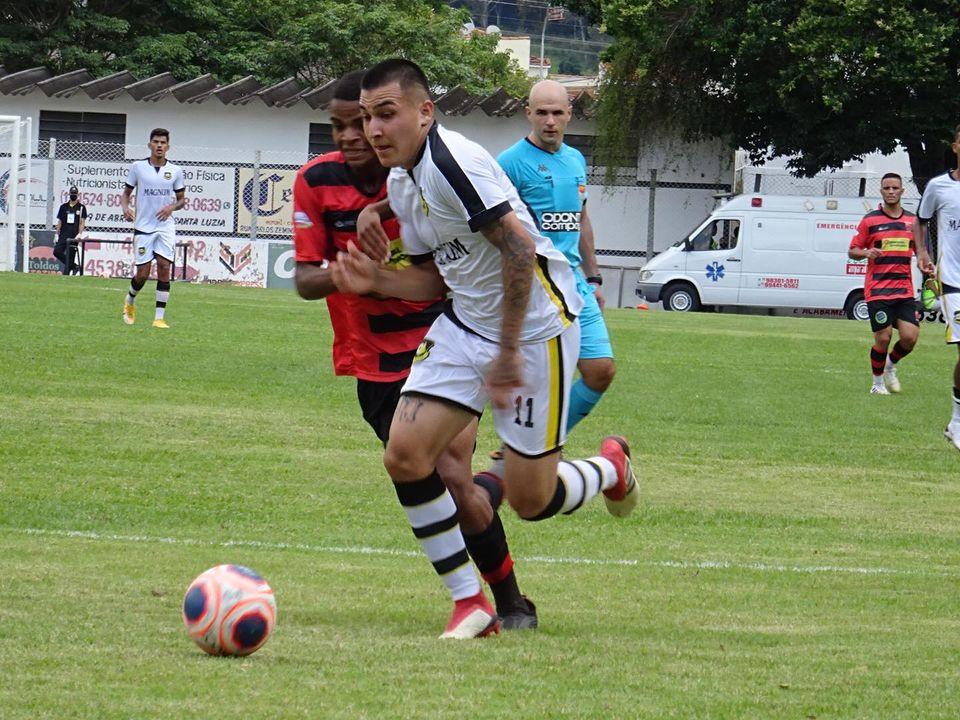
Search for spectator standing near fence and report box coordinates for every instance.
[120,128,185,329]
[916,123,960,451]
[53,185,86,275]
[849,173,933,395]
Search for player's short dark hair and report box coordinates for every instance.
[954,123,960,142]
[881,172,902,183]
[332,70,366,102]
[361,59,430,98]
[150,128,169,141]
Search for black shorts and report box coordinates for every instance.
[356,379,405,445]
[867,297,920,332]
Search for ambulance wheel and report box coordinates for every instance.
[844,291,869,321]
[663,283,701,312]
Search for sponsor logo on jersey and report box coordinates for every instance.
[880,237,911,251]
[541,211,581,232]
[293,211,313,229]
[434,238,470,266]
[163,171,172,179]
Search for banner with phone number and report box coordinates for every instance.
[56,162,236,232]
[80,234,266,286]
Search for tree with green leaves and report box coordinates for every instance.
[0,0,528,96]
[584,0,960,188]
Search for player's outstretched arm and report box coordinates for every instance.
[479,211,534,407]
[331,242,444,300]
[578,204,605,308]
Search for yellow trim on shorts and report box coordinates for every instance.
[545,337,562,450]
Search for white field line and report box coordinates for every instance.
[5,527,954,578]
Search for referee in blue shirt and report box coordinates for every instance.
[497,80,615,433]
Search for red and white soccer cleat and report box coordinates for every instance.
[600,435,639,518]
[439,591,501,639]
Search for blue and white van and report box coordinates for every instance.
[636,194,920,319]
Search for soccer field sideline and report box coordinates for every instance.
[8,525,953,579]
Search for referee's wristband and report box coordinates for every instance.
[586,275,603,286]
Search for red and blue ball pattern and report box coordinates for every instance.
[182,564,276,656]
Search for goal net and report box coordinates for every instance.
[0,116,33,272]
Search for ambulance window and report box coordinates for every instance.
[689,219,740,251]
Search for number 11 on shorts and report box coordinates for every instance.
[515,396,534,427]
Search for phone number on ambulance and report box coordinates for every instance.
[757,277,800,289]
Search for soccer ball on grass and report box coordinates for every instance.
[182,564,277,656]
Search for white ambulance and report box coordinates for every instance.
[636,194,920,319]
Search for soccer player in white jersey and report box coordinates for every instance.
[917,123,960,451]
[332,59,639,639]
[120,128,186,329]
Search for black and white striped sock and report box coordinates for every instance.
[394,472,479,601]
[126,276,146,305]
[155,280,170,320]
[528,458,617,521]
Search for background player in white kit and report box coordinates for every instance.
[334,59,639,639]
[916,123,960,451]
[120,128,186,329]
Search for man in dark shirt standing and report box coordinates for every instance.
[54,186,87,275]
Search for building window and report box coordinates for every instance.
[39,110,126,144]
[308,123,335,156]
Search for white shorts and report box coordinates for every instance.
[943,291,960,344]
[134,229,176,265]
[401,313,580,457]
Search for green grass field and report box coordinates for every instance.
[1,272,958,719]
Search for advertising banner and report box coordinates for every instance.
[79,234,267,286]
[266,241,296,289]
[58,161,236,231]
[237,168,295,237]
[13,228,58,273]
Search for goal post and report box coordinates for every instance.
[0,115,33,272]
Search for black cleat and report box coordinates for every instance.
[499,596,538,631]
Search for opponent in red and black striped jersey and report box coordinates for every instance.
[848,173,926,395]
[849,206,917,302]
[293,151,442,382]
[292,69,535,633]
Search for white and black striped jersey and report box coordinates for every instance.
[387,122,582,344]
[918,171,960,290]
[124,159,185,234]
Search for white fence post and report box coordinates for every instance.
[46,137,56,230]
[2,115,22,271]
[22,116,32,272]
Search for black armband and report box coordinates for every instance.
[586,275,603,286]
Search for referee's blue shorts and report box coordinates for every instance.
[574,267,613,360]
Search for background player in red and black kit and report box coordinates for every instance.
[292,71,536,631]
[849,173,935,394]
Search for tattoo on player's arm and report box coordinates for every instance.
[172,190,186,211]
[395,396,424,423]
[481,215,535,338]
